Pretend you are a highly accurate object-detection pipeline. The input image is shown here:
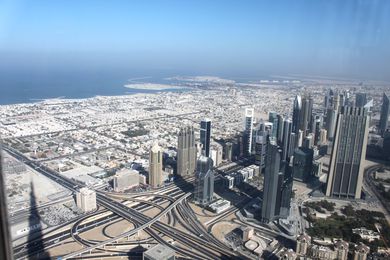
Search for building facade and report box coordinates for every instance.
[326,107,369,199]
[194,156,214,206]
[149,143,163,188]
[177,126,197,177]
[76,187,97,213]
[379,93,389,136]
[200,119,211,157]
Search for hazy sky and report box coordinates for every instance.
[1,0,390,80]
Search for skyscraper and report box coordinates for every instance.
[244,108,254,155]
[355,93,367,107]
[282,119,292,161]
[177,126,197,177]
[194,155,214,206]
[0,147,13,260]
[254,121,269,172]
[324,88,334,111]
[292,95,302,134]
[300,95,314,135]
[268,111,278,140]
[149,143,163,188]
[379,93,389,136]
[326,107,369,199]
[293,147,314,182]
[200,119,211,157]
[261,142,282,223]
[277,114,285,144]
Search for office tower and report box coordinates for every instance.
[334,240,349,260]
[277,114,284,144]
[379,93,389,136]
[254,122,269,172]
[149,143,163,188]
[297,129,304,147]
[261,142,282,223]
[292,95,302,133]
[224,142,233,161]
[383,130,390,160]
[177,126,196,177]
[210,142,223,167]
[293,94,313,135]
[318,129,327,145]
[355,93,367,107]
[279,161,293,218]
[194,155,214,205]
[296,233,311,256]
[268,111,278,140]
[0,148,13,260]
[76,188,97,213]
[326,107,369,199]
[143,244,175,260]
[324,88,334,111]
[353,243,370,260]
[325,96,340,141]
[282,119,293,161]
[113,168,140,192]
[293,147,314,182]
[303,133,314,149]
[200,119,211,157]
[288,132,297,160]
[243,108,254,155]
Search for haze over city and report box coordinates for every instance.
[0,1,390,260]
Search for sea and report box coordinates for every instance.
[0,70,188,105]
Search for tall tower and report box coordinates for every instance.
[268,111,278,140]
[0,147,13,260]
[244,108,254,155]
[194,156,214,206]
[254,121,269,173]
[282,119,292,161]
[177,126,196,177]
[149,143,163,188]
[300,95,314,135]
[326,107,369,199]
[200,119,211,157]
[292,95,302,134]
[379,93,389,136]
[261,142,282,223]
[355,93,367,107]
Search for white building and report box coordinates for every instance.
[76,188,97,213]
[209,199,231,213]
[113,168,140,192]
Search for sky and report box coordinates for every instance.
[0,0,390,81]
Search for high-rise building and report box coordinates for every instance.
[324,88,334,111]
[113,168,140,192]
[379,93,389,136]
[303,133,314,149]
[383,130,390,160]
[355,93,367,107]
[292,95,302,134]
[318,129,328,146]
[210,142,223,167]
[326,107,369,199]
[76,188,97,213]
[177,126,196,177]
[269,111,279,140]
[353,243,370,260]
[224,142,233,161]
[282,119,292,161]
[200,119,211,157]
[0,147,13,260]
[149,143,163,188]
[279,161,293,218]
[277,114,285,144]
[296,233,311,256]
[194,156,214,206]
[293,147,314,182]
[244,108,254,155]
[293,94,313,135]
[261,142,282,223]
[254,121,269,172]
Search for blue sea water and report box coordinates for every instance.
[0,69,186,105]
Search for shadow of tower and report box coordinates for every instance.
[27,182,50,260]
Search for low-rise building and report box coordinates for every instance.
[76,188,97,213]
[209,199,231,213]
[113,168,139,192]
[353,243,370,260]
[143,244,175,260]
